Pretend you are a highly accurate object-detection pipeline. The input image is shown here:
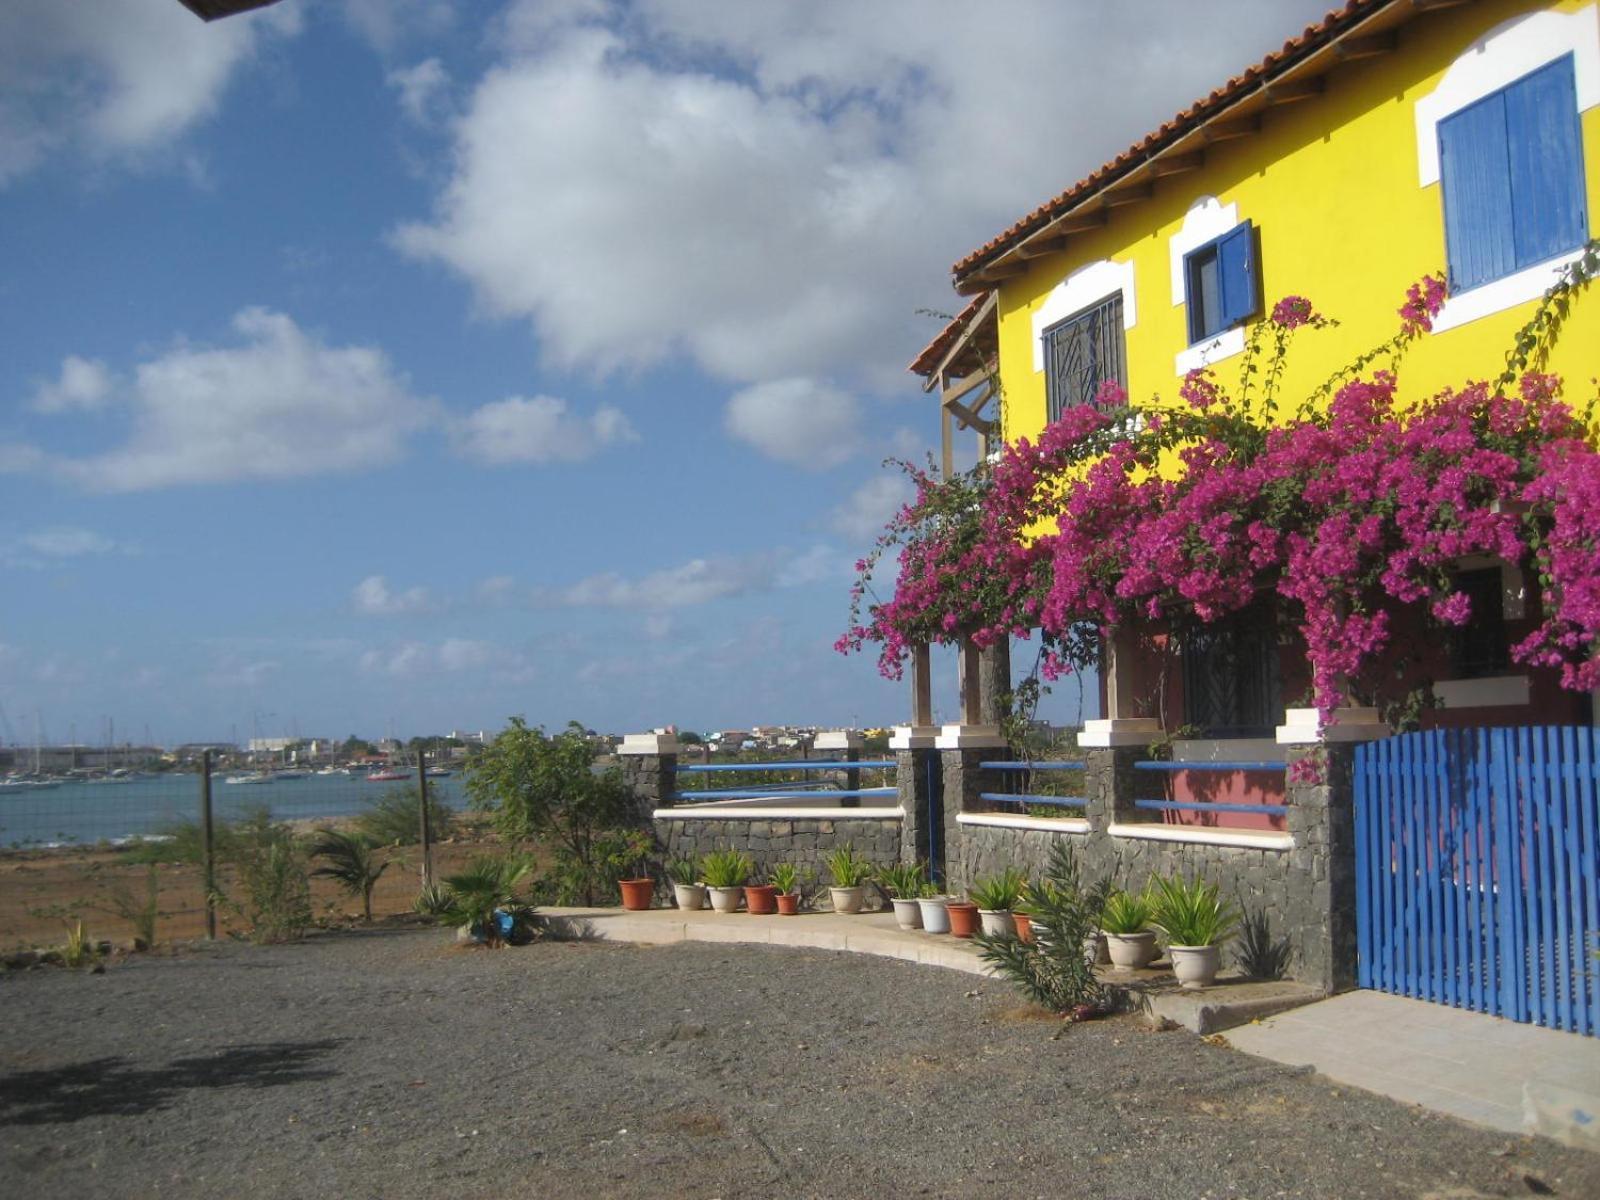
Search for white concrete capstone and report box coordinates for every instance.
[813,730,864,753]
[1077,717,1162,749]
[889,724,940,750]
[1274,707,1390,746]
[618,731,680,756]
[933,723,1008,750]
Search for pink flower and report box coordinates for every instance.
[1270,295,1317,329]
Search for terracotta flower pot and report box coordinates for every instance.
[775,891,801,915]
[744,884,778,915]
[618,878,654,911]
[1013,912,1034,943]
[946,900,980,939]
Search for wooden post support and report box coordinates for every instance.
[200,749,216,940]
[417,752,434,890]
[959,638,983,726]
[911,643,934,728]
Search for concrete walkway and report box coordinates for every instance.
[1226,990,1600,1152]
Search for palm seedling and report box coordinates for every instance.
[309,828,390,923]
[438,855,532,947]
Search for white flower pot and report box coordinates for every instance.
[917,895,951,933]
[890,897,923,930]
[829,885,865,914]
[1168,943,1222,989]
[708,886,743,913]
[978,909,1015,938]
[672,882,707,911]
[1105,930,1158,969]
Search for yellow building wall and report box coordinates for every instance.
[996,0,1600,447]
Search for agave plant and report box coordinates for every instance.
[825,845,872,888]
[309,828,390,923]
[413,881,454,919]
[1149,875,1239,947]
[968,866,1029,912]
[1098,888,1155,935]
[438,855,532,947]
[701,847,753,889]
[769,862,801,895]
[876,860,927,899]
[666,856,701,886]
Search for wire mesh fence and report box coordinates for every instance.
[0,758,496,951]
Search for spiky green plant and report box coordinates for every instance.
[438,855,532,947]
[60,920,97,969]
[309,828,390,923]
[769,862,800,895]
[701,847,753,888]
[1234,905,1291,979]
[413,881,454,918]
[825,845,872,887]
[1098,888,1155,936]
[876,860,927,899]
[666,856,702,885]
[1149,875,1239,947]
[968,866,1028,912]
[975,843,1102,1013]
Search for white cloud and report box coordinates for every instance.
[830,473,915,543]
[452,395,637,465]
[0,0,300,187]
[39,308,433,492]
[536,545,840,611]
[1,526,131,569]
[388,57,451,125]
[359,638,530,681]
[32,356,114,413]
[397,1,1332,391]
[724,378,859,469]
[352,575,434,616]
[476,575,516,604]
[341,0,456,58]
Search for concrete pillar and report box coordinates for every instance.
[1285,743,1361,993]
[1079,628,1162,748]
[977,638,1012,726]
[896,745,944,881]
[815,729,863,809]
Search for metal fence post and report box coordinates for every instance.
[200,749,216,939]
[417,754,434,890]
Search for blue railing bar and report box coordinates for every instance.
[979,792,1088,808]
[1133,761,1287,772]
[979,760,1087,771]
[676,787,899,801]
[676,760,896,773]
[672,783,829,797]
[1134,799,1290,815]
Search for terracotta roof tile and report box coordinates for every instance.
[907,293,993,378]
[951,0,1412,284]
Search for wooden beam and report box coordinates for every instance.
[1335,31,1398,60]
[1202,114,1261,144]
[1263,75,1326,105]
[1057,208,1109,233]
[941,368,992,409]
[1015,234,1069,260]
[1411,0,1470,9]
[967,260,1028,285]
[1150,150,1205,177]
[1104,181,1153,207]
[945,389,996,437]
[929,292,997,381]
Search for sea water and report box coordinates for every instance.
[0,773,471,850]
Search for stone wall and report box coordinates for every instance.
[655,816,903,900]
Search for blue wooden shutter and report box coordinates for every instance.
[1439,93,1515,291]
[1217,220,1258,327]
[1505,53,1588,268]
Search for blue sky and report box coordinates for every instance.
[0,0,1331,747]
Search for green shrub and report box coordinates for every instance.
[975,842,1102,1013]
[438,855,532,946]
[1098,888,1155,935]
[876,861,927,899]
[769,862,800,895]
[354,786,455,847]
[308,828,389,922]
[968,866,1028,911]
[413,881,454,918]
[224,813,312,943]
[666,856,701,885]
[107,864,160,947]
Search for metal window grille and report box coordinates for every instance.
[1181,612,1283,739]
[1042,294,1126,424]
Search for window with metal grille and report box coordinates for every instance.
[1041,294,1126,424]
[1449,567,1511,679]
[1181,611,1283,739]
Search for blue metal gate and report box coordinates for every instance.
[1354,726,1599,1036]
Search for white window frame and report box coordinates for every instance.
[1170,197,1246,374]
[1031,259,1136,374]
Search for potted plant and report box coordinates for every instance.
[878,861,928,930]
[945,896,980,938]
[825,845,873,914]
[701,847,752,913]
[968,867,1028,938]
[744,868,779,915]
[1150,874,1240,989]
[616,842,655,910]
[1100,887,1158,969]
[916,883,952,934]
[770,862,803,915]
[667,856,706,911]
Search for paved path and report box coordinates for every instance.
[1226,989,1600,1151]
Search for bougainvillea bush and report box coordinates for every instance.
[840,244,1600,723]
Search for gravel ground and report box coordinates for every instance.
[2,928,1597,1200]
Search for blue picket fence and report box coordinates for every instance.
[1354,726,1600,1037]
